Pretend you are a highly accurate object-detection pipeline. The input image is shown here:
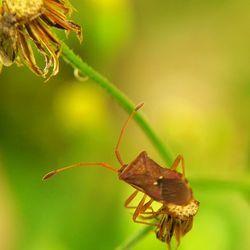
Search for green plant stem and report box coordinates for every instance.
[115,226,154,250]
[61,43,173,166]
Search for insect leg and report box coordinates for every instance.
[132,194,159,226]
[124,190,139,209]
[125,190,155,215]
[138,200,163,220]
[125,190,157,213]
[115,103,144,166]
[140,210,166,217]
[141,198,154,211]
[170,154,185,177]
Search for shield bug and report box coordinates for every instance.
[43,103,199,248]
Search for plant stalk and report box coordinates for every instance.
[61,43,173,249]
[115,226,153,250]
[61,43,173,166]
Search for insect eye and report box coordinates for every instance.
[118,164,128,173]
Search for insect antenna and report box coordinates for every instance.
[115,103,144,166]
[42,162,117,181]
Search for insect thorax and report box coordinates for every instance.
[119,151,194,205]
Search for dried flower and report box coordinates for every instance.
[0,0,81,78]
[155,199,199,249]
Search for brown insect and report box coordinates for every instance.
[43,103,199,248]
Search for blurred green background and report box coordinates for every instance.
[0,0,249,249]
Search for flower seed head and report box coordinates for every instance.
[167,199,199,220]
[0,0,82,79]
[4,0,43,19]
[155,199,199,248]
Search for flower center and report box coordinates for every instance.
[4,0,43,20]
[167,199,199,220]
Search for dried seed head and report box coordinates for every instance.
[0,0,82,79]
[167,199,199,220]
[4,0,43,19]
[155,199,199,248]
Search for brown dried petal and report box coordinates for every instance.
[43,7,82,41]
[28,19,60,77]
[25,23,52,75]
[17,31,44,76]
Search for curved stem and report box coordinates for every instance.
[61,43,173,166]
[115,226,153,250]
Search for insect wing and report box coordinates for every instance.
[158,178,192,205]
